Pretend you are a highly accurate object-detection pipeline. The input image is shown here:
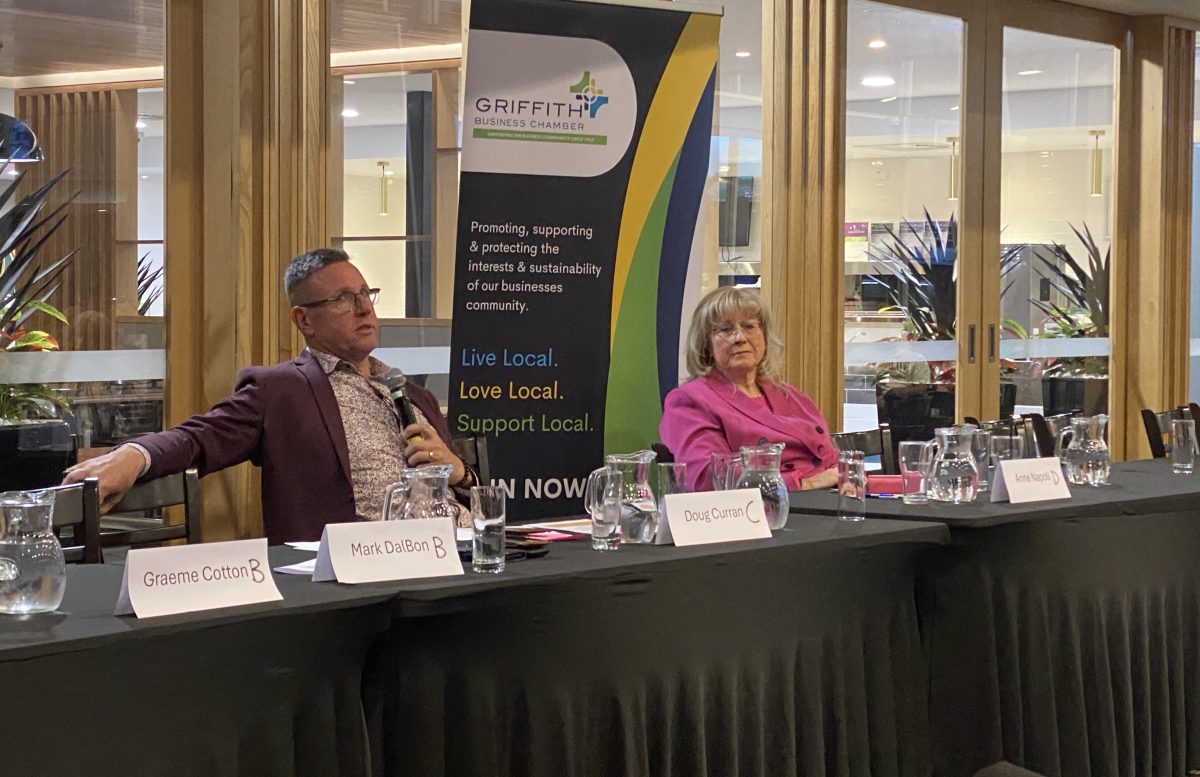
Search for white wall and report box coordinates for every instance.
[343,171,410,319]
[0,88,14,116]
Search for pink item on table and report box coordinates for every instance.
[527,531,583,542]
[866,473,922,495]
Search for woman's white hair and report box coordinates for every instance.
[683,286,783,382]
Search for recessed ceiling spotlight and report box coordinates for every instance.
[341,108,359,118]
[344,79,356,85]
[868,38,887,49]
[140,175,149,180]
[879,96,898,103]
[950,105,959,111]
[1017,69,1043,76]
[135,120,147,129]
[861,75,895,87]
[734,50,752,58]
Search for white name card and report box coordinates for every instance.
[312,518,463,583]
[115,539,282,618]
[991,457,1072,504]
[661,488,772,547]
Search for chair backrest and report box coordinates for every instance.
[45,478,102,564]
[454,437,491,487]
[831,423,897,474]
[106,469,202,547]
[1140,406,1189,459]
[650,442,674,464]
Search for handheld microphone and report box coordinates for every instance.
[381,368,423,442]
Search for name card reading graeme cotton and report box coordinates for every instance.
[312,518,464,583]
[115,539,282,618]
[661,489,771,547]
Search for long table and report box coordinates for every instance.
[790,459,1200,777]
[0,516,947,777]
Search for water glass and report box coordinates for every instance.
[710,451,741,491]
[990,435,1023,489]
[589,467,623,550]
[655,462,687,539]
[837,450,867,522]
[971,429,992,494]
[898,441,933,505]
[1172,418,1197,474]
[469,486,506,573]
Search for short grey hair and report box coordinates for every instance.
[284,248,350,304]
[684,286,783,382]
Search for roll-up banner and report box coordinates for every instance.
[448,0,721,519]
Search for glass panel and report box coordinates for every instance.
[843,0,964,436]
[997,30,1117,419]
[0,5,166,473]
[1189,46,1200,404]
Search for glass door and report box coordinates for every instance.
[843,0,965,440]
[995,28,1118,421]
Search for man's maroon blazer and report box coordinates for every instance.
[136,350,455,544]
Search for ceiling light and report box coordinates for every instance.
[1089,129,1105,197]
[861,75,895,87]
[868,38,887,49]
[341,108,359,118]
[1017,69,1043,76]
[383,170,395,177]
[344,79,356,85]
[950,105,959,111]
[377,161,389,216]
[135,120,147,129]
[734,50,752,58]
[879,96,898,103]
[140,175,149,180]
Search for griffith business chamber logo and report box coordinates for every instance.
[462,30,637,177]
[472,69,614,147]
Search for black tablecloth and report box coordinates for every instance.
[0,555,399,777]
[791,460,1200,777]
[0,518,947,777]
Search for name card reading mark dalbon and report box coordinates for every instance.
[115,538,281,618]
[313,518,464,584]
[661,489,772,547]
[991,457,1072,504]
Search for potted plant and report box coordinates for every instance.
[0,164,81,489]
[865,211,1023,439]
[1030,223,1109,417]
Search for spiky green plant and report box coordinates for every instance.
[0,163,80,421]
[1030,222,1110,378]
[136,251,164,315]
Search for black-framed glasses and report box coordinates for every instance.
[296,287,380,313]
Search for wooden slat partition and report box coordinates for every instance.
[14,88,139,351]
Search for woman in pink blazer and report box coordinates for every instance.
[659,287,839,493]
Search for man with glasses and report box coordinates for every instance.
[64,248,474,543]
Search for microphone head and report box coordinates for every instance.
[381,367,407,393]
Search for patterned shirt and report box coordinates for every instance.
[309,348,428,522]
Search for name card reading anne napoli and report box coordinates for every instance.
[991,457,1072,504]
[115,539,282,618]
[313,518,463,583]
[661,489,772,547]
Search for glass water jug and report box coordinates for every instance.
[0,489,66,614]
[736,443,789,530]
[586,450,657,544]
[381,464,466,526]
[927,426,980,504]
[1056,414,1110,486]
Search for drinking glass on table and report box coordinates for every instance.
[898,441,933,505]
[1171,418,1197,474]
[710,451,741,491]
[469,486,506,574]
[970,429,992,494]
[990,435,1024,489]
[837,450,867,522]
[654,462,687,539]
[584,465,623,550]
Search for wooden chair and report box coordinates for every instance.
[964,416,1038,459]
[45,478,102,564]
[831,423,897,474]
[1140,406,1190,459]
[454,436,491,487]
[100,469,203,550]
